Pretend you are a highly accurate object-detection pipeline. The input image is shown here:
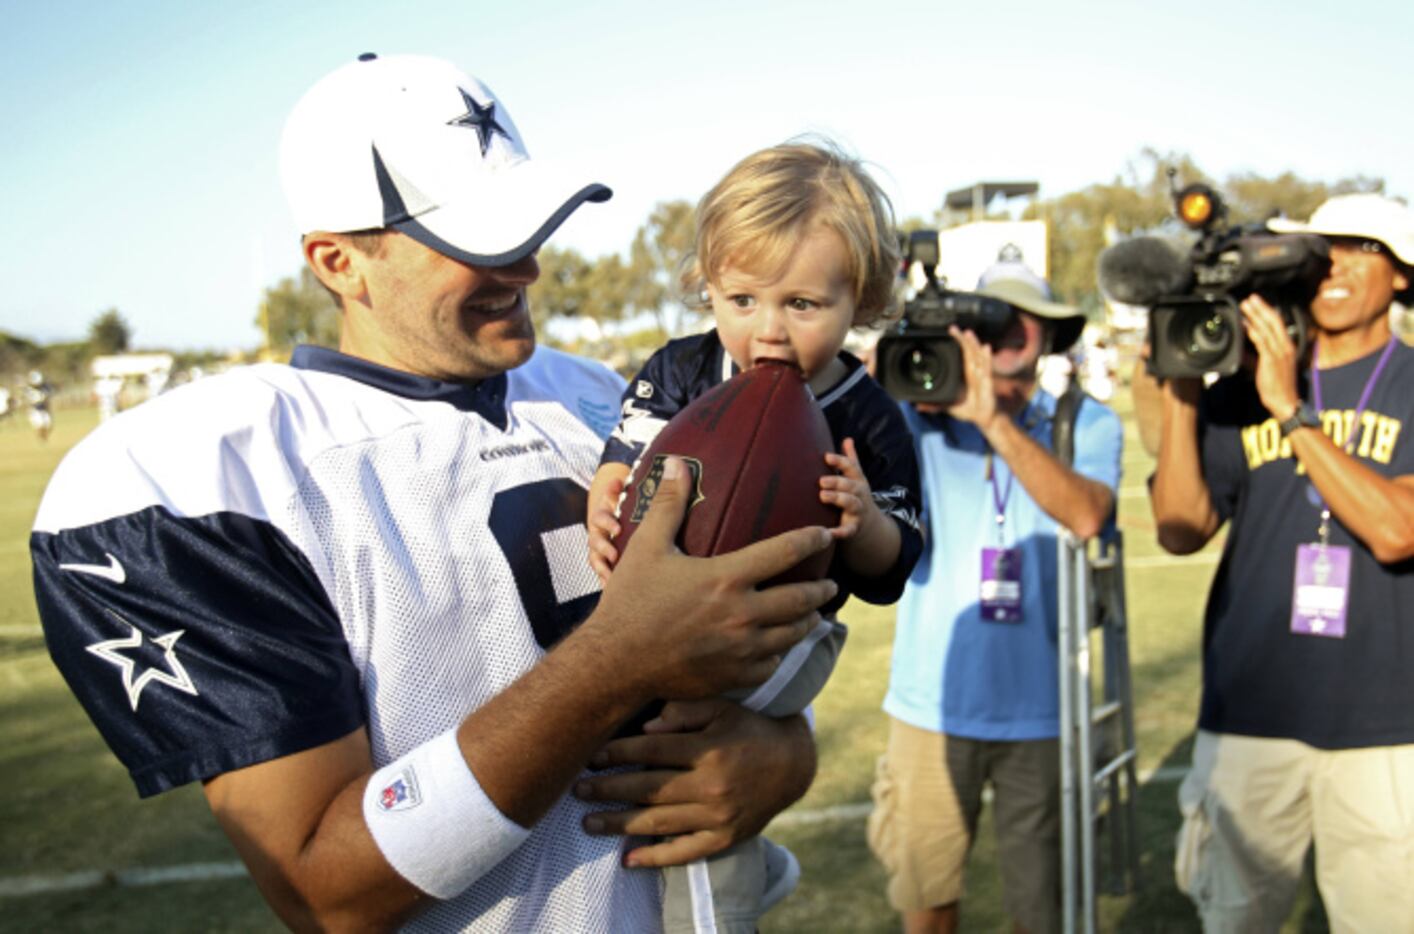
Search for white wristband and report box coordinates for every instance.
[363,728,530,899]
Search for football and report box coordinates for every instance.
[612,360,838,583]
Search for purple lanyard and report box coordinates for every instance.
[1310,337,1396,443]
[985,448,1014,541]
[1307,336,1397,541]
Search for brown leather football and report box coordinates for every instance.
[612,360,837,583]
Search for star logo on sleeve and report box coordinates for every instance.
[86,614,199,712]
[447,88,510,156]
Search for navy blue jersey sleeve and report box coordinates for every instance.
[822,371,924,606]
[601,334,725,467]
[32,507,364,797]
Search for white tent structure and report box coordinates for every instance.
[90,353,175,416]
[90,353,174,381]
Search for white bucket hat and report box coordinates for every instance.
[1268,194,1414,267]
[279,53,611,267]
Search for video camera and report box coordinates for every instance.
[876,230,1016,404]
[1099,177,1330,379]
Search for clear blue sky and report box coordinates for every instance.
[4,0,1411,351]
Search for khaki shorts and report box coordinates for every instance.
[1176,730,1414,934]
[867,717,1060,932]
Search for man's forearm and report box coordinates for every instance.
[459,620,657,826]
[983,416,1113,539]
[1288,427,1414,563]
[1151,385,1221,553]
[206,625,659,932]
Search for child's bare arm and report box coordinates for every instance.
[819,438,902,578]
[588,462,632,584]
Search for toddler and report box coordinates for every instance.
[588,140,924,934]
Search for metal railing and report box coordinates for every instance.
[1059,529,1141,934]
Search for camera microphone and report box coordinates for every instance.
[1097,237,1192,306]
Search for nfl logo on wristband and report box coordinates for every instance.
[379,769,421,811]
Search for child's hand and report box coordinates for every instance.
[588,475,626,585]
[820,438,880,541]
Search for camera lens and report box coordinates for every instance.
[903,344,943,392]
[877,333,963,402]
[1168,310,1234,368]
[1189,314,1231,354]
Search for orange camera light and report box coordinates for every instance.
[1177,186,1215,228]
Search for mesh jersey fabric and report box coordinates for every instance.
[31,344,662,932]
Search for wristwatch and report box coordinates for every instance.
[1278,402,1322,437]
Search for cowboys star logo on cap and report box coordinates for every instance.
[447,87,510,156]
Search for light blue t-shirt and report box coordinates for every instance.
[884,391,1122,740]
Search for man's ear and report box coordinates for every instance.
[304,234,368,307]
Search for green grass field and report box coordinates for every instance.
[0,397,1331,932]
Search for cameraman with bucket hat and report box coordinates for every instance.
[1149,192,1414,931]
[869,260,1122,934]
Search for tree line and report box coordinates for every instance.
[1,309,133,388]
[3,148,1386,386]
[255,149,1384,356]
[1,308,224,390]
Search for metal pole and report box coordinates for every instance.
[1074,540,1098,933]
[1057,532,1078,934]
[1105,534,1143,893]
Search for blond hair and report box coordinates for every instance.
[682,140,901,327]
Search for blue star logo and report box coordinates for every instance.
[86,614,199,712]
[447,88,510,156]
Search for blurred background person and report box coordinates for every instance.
[94,375,123,422]
[1078,331,1117,402]
[23,370,53,441]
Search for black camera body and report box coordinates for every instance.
[876,230,1016,404]
[1147,185,1329,379]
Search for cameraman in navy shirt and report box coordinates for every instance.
[1149,194,1414,931]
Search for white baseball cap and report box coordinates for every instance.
[1268,193,1414,267]
[279,53,611,266]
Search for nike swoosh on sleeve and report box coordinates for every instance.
[57,553,127,584]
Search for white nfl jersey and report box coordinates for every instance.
[31,345,661,932]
